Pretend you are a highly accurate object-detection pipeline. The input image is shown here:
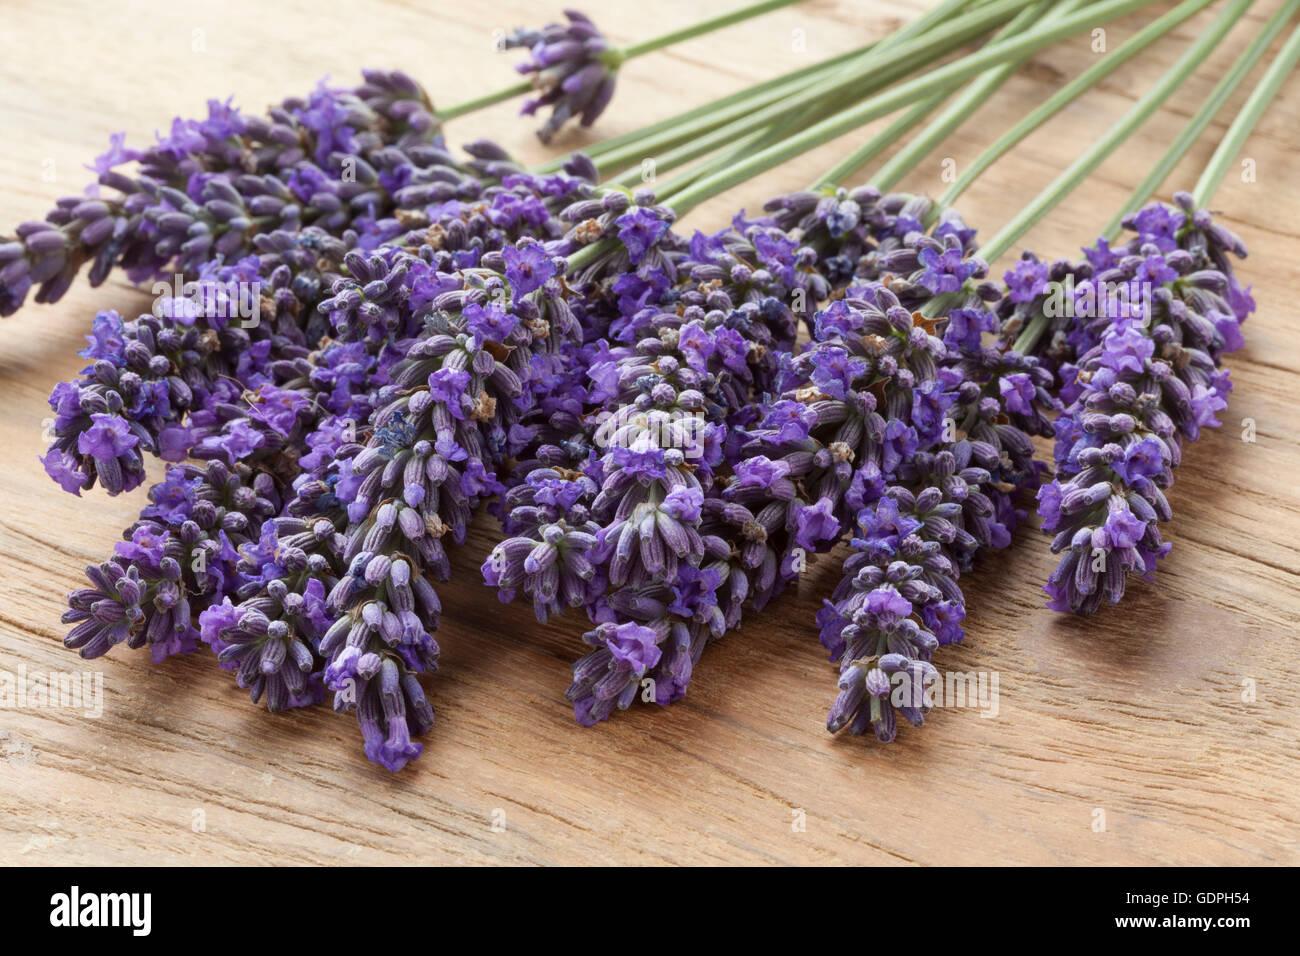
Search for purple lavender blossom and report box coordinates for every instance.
[1038,198,1252,614]
[2,71,441,318]
[505,10,619,144]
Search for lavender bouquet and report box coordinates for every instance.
[5,0,1292,771]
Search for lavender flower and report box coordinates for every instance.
[40,306,273,495]
[2,71,442,317]
[63,460,280,662]
[49,135,615,769]
[505,10,619,144]
[483,469,601,621]
[1037,195,1251,614]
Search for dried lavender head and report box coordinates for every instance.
[762,187,982,305]
[506,10,619,144]
[482,470,601,622]
[1037,199,1251,615]
[63,460,280,661]
[40,306,278,495]
[790,215,1056,743]
[819,331,1045,744]
[558,187,681,287]
[820,439,1022,741]
[996,191,1251,381]
[491,206,845,722]
[1,71,444,317]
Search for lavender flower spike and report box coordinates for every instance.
[506,10,619,144]
[1,71,442,317]
[1038,195,1252,614]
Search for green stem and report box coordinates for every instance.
[934,0,1216,216]
[585,51,883,177]
[620,0,805,58]
[652,96,837,202]
[1012,312,1051,353]
[562,237,618,275]
[439,81,535,121]
[817,93,952,190]
[648,0,982,198]
[977,0,1254,264]
[531,42,879,173]
[608,82,855,193]
[814,0,988,188]
[869,0,1094,192]
[669,0,1161,217]
[590,0,1035,178]
[1106,0,1300,237]
[1193,12,1300,205]
[594,35,959,184]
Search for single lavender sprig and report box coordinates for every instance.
[63,459,281,662]
[998,195,1253,369]
[821,448,999,740]
[1037,195,1251,614]
[505,10,619,144]
[321,295,564,767]
[821,306,1052,741]
[498,1,806,145]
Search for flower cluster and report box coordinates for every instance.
[7,8,1269,772]
[483,204,836,722]
[1034,193,1251,613]
[65,460,281,662]
[819,317,1050,740]
[504,10,619,144]
[1,71,441,317]
[33,79,633,768]
[822,447,1002,740]
[483,188,1050,736]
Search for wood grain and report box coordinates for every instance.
[1,0,1297,866]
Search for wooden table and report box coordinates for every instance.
[1,0,1296,866]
